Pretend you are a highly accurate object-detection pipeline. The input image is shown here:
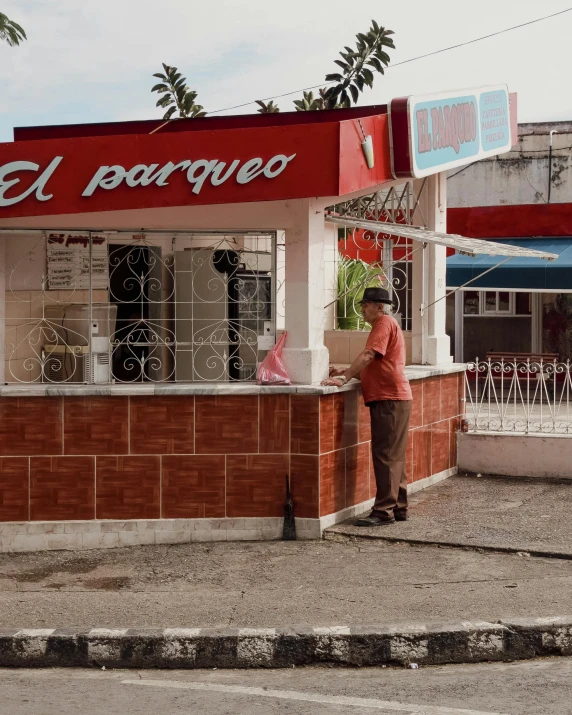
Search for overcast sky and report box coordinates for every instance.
[0,0,570,143]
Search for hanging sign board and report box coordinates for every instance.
[389,85,513,179]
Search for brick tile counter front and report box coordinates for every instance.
[0,366,465,551]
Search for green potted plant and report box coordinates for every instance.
[337,254,388,330]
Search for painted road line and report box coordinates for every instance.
[122,679,509,714]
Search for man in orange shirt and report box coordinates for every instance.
[321,287,412,526]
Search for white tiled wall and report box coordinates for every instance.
[324,330,413,365]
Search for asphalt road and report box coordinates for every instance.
[3,658,572,714]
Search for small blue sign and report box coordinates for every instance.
[413,94,480,172]
[479,90,510,152]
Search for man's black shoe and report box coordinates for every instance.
[394,512,408,522]
[355,515,395,526]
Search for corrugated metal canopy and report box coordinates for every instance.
[326,216,558,261]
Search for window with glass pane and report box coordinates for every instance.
[498,292,511,312]
[463,291,479,315]
[484,292,497,312]
[515,293,532,315]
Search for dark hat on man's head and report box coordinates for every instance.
[358,287,393,305]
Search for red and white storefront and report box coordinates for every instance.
[0,89,519,551]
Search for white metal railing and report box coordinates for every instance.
[465,358,572,434]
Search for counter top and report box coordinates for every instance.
[0,364,466,397]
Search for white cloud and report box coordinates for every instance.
[0,0,570,141]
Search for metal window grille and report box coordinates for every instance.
[326,183,415,331]
[3,229,277,384]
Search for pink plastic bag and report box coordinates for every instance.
[257,332,291,385]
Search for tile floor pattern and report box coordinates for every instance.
[0,373,463,522]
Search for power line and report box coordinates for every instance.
[207,7,572,115]
[447,162,481,180]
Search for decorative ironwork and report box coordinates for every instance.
[326,182,417,330]
[465,358,572,434]
[4,230,277,384]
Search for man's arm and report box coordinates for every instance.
[321,348,377,387]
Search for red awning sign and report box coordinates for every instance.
[0,152,298,207]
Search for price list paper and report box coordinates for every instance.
[47,233,109,290]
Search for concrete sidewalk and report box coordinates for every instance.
[1,533,572,629]
[326,474,572,557]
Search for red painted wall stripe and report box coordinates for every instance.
[448,204,572,238]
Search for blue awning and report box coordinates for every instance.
[446,238,572,290]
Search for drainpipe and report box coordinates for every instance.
[548,130,558,204]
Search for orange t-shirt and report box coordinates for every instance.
[360,315,412,404]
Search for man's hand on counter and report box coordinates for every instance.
[321,350,375,388]
[329,366,347,377]
[321,365,348,387]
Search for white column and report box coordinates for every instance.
[411,173,452,365]
[282,198,330,384]
[410,228,426,365]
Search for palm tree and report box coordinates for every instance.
[0,12,26,47]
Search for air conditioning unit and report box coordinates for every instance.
[42,304,117,384]
[89,337,112,384]
[42,345,89,383]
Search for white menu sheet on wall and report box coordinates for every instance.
[47,233,109,291]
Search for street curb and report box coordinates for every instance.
[1,618,572,668]
[324,528,572,561]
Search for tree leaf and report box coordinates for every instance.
[334,59,350,71]
[362,67,374,85]
[152,73,168,80]
[256,99,280,113]
[325,73,343,82]
[349,84,359,103]
[7,18,26,40]
[156,96,173,108]
[151,83,169,93]
[163,106,177,120]
[368,57,383,73]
